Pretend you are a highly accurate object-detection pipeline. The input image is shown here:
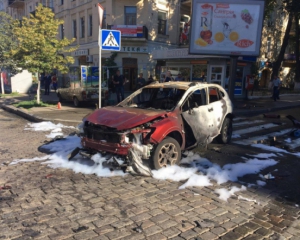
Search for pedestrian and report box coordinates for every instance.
[272,75,282,101]
[113,70,128,103]
[174,73,185,81]
[136,73,146,89]
[146,75,154,85]
[164,71,173,82]
[44,73,51,95]
[136,73,146,102]
[51,73,57,93]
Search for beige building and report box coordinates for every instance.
[6,0,183,91]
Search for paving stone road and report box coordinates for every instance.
[1,108,300,240]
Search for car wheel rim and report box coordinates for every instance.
[157,143,178,167]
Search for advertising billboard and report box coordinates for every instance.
[189,0,265,56]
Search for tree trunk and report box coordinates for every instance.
[271,13,293,79]
[0,71,4,95]
[295,13,300,83]
[37,72,40,104]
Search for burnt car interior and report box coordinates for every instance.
[121,87,186,111]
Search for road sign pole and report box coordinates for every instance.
[99,27,102,108]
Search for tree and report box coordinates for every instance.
[271,0,300,81]
[11,4,77,103]
[0,12,20,94]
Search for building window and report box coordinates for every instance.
[60,24,64,39]
[73,20,77,38]
[267,37,271,52]
[29,6,32,12]
[124,6,136,25]
[88,15,92,36]
[60,0,64,5]
[158,11,167,35]
[80,17,85,38]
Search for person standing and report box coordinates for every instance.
[174,73,185,81]
[51,73,57,93]
[113,70,127,103]
[136,73,146,89]
[272,75,282,101]
[146,75,154,85]
[44,73,51,95]
[164,71,173,82]
[136,73,146,102]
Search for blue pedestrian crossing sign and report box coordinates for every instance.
[99,29,121,51]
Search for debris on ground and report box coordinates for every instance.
[0,185,12,190]
[263,114,280,119]
[195,219,215,228]
[263,173,275,180]
[133,223,143,233]
[72,226,89,233]
[45,174,53,179]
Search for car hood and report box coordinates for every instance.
[85,106,166,130]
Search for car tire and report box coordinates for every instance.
[73,97,80,107]
[216,117,232,144]
[151,137,181,170]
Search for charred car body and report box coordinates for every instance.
[76,82,233,174]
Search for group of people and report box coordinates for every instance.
[43,73,57,95]
[109,70,155,103]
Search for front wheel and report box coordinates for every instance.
[216,117,232,144]
[151,137,181,170]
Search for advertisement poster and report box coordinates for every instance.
[87,67,99,86]
[190,0,264,56]
[1,70,12,93]
[81,66,87,83]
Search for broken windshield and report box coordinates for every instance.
[120,87,186,111]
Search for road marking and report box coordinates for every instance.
[233,123,285,135]
[233,120,264,127]
[233,128,293,145]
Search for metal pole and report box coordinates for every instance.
[99,27,102,108]
[228,56,238,102]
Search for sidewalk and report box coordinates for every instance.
[1,90,300,125]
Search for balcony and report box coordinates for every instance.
[8,0,25,8]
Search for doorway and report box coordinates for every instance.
[123,58,137,91]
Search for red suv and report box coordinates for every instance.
[78,82,233,173]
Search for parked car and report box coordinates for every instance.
[76,81,233,173]
[57,83,108,107]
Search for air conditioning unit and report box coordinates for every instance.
[86,55,93,63]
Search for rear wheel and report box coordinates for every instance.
[216,117,232,144]
[57,93,63,102]
[152,137,181,170]
[73,97,80,107]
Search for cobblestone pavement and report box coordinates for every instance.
[1,109,300,240]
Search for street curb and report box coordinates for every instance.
[1,104,82,124]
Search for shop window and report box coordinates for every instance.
[124,6,136,25]
[158,11,167,35]
[80,17,85,38]
[192,65,207,82]
[73,20,77,38]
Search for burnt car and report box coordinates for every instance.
[76,81,233,174]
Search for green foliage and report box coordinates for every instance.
[0,12,20,75]
[11,4,77,75]
[13,100,54,109]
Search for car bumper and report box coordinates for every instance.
[81,137,131,155]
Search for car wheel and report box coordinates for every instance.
[152,137,181,170]
[216,117,232,144]
[73,97,80,107]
